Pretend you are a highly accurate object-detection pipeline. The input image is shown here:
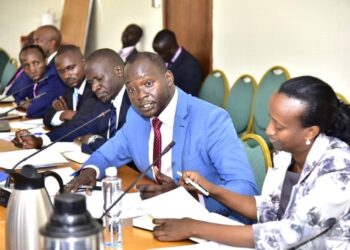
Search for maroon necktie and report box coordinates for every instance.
[152,118,162,170]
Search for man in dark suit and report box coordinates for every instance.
[119,24,143,62]
[13,49,131,154]
[43,45,99,129]
[153,29,203,97]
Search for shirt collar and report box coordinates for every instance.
[111,85,126,109]
[75,79,86,95]
[153,88,178,128]
[170,46,182,63]
[119,46,136,62]
[47,50,57,65]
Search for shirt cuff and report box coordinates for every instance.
[51,111,65,126]
[40,134,52,146]
[82,165,101,179]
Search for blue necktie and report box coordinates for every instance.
[109,107,117,138]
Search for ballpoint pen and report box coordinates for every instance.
[176,171,209,196]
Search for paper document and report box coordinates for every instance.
[0,127,47,141]
[77,188,146,219]
[10,118,44,129]
[0,107,26,116]
[0,95,15,103]
[134,187,243,244]
[148,241,252,250]
[56,142,90,164]
[0,145,69,169]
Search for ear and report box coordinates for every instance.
[165,70,174,87]
[113,65,123,78]
[305,125,320,142]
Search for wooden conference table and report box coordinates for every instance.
[0,130,192,249]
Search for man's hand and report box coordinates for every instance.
[52,96,69,111]
[136,169,178,200]
[64,168,97,194]
[12,129,43,149]
[59,110,76,121]
[18,99,30,111]
[153,218,197,241]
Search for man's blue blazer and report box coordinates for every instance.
[84,88,258,222]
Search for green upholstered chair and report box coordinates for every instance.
[198,69,229,108]
[0,49,10,78]
[253,66,290,147]
[336,92,349,104]
[224,74,257,136]
[0,58,17,94]
[241,133,272,193]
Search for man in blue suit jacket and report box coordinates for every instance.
[67,52,257,223]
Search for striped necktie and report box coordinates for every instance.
[108,107,117,138]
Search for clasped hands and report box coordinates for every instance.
[52,96,76,121]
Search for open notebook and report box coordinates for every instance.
[133,187,245,245]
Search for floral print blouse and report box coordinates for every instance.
[253,134,350,249]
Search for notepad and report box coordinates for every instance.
[0,146,69,169]
[133,187,243,244]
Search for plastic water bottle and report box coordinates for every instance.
[102,167,123,249]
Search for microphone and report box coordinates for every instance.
[0,76,48,102]
[3,109,111,188]
[98,140,175,221]
[0,92,47,117]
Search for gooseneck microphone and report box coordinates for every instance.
[98,140,175,221]
[0,92,47,117]
[0,76,48,102]
[4,109,111,188]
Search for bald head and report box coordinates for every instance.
[34,25,61,56]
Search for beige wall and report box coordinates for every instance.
[213,0,350,98]
[0,0,349,99]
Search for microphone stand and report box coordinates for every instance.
[0,76,48,102]
[3,109,111,188]
[98,141,175,221]
[0,92,47,117]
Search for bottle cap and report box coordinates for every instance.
[105,167,117,177]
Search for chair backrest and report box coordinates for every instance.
[198,69,229,107]
[336,92,349,104]
[241,133,272,193]
[253,66,290,145]
[0,58,18,93]
[224,74,257,136]
[0,49,10,78]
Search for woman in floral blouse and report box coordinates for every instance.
[152,76,350,249]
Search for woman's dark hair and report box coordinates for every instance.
[278,76,350,145]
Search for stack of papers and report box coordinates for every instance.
[55,142,90,164]
[0,145,69,169]
[10,118,44,130]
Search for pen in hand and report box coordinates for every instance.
[176,171,209,196]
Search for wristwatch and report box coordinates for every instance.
[86,135,102,145]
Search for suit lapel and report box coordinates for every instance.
[172,88,189,175]
[117,91,131,129]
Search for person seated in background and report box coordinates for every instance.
[65,52,258,224]
[13,48,130,155]
[16,45,67,118]
[33,24,61,65]
[152,76,350,249]
[5,25,62,101]
[119,24,143,62]
[43,44,99,128]
[152,29,203,97]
